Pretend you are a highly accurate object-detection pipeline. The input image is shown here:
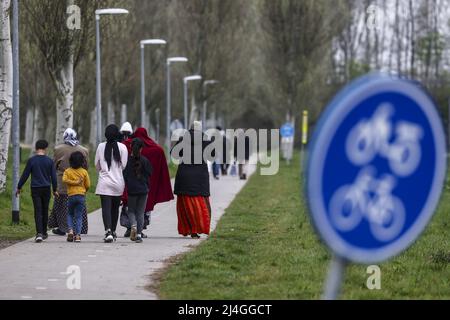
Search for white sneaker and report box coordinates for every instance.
[35,235,43,243]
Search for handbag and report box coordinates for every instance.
[120,206,130,228]
[229,162,237,176]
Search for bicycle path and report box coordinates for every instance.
[0,161,256,300]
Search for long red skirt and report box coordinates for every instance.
[177,195,211,236]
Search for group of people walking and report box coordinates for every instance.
[16,120,221,244]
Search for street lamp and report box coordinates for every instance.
[95,8,129,146]
[11,0,20,224]
[140,39,166,129]
[166,57,188,155]
[202,80,219,128]
[184,75,202,130]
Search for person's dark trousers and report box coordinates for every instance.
[238,164,244,178]
[221,164,229,176]
[67,195,85,235]
[100,195,121,232]
[31,187,51,235]
[212,162,220,178]
[128,195,148,234]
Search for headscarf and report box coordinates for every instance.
[63,128,79,147]
[191,121,202,132]
[133,128,158,148]
[104,124,122,170]
[120,122,133,134]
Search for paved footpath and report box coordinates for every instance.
[0,162,256,300]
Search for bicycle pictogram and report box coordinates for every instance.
[330,104,423,241]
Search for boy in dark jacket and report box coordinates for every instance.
[16,140,58,243]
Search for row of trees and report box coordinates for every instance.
[0,0,450,193]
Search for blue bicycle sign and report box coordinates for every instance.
[281,123,295,138]
[306,74,447,264]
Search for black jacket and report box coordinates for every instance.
[211,134,231,164]
[123,156,153,196]
[173,130,213,197]
[234,136,251,162]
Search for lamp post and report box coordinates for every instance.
[11,0,20,224]
[166,57,188,155]
[202,80,219,129]
[140,39,166,129]
[95,8,129,146]
[183,75,202,130]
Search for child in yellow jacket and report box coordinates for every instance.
[63,152,90,243]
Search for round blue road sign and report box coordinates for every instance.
[306,74,447,264]
[281,123,295,138]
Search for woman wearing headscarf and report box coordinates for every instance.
[49,128,89,236]
[95,124,128,243]
[173,122,213,239]
[122,127,174,237]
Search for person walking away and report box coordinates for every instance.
[63,152,90,243]
[122,128,174,238]
[16,140,58,243]
[120,122,133,142]
[49,128,89,236]
[173,122,213,239]
[234,132,251,180]
[220,128,231,176]
[119,122,134,229]
[211,127,223,180]
[95,125,128,243]
[123,138,152,243]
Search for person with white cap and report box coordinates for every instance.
[48,128,90,236]
[120,122,134,142]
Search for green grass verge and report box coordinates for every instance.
[158,152,450,300]
[0,148,100,240]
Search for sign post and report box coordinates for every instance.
[306,74,447,299]
[281,122,295,165]
[300,110,309,170]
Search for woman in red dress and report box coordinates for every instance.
[172,122,213,239]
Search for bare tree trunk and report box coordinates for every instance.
[25,107,34,145]
[395,0,402,74]
[107,101,115,126]
[32,105,44,149]
[0,0,13,193]
[55,54,74,145]
[120,104,127,125]
[409,0,416,78]
[89,108,97,148]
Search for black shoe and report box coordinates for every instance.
[35,234,43,243]
[112,231,117,242]
[124,229,131,238]
[135,236,143,243]
[43,233,49,240]
[104,230,114,243]
[141,232,148,239]
[52,228,66,236]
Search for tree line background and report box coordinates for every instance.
[1,0,450,192]
[16,0,450,145]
